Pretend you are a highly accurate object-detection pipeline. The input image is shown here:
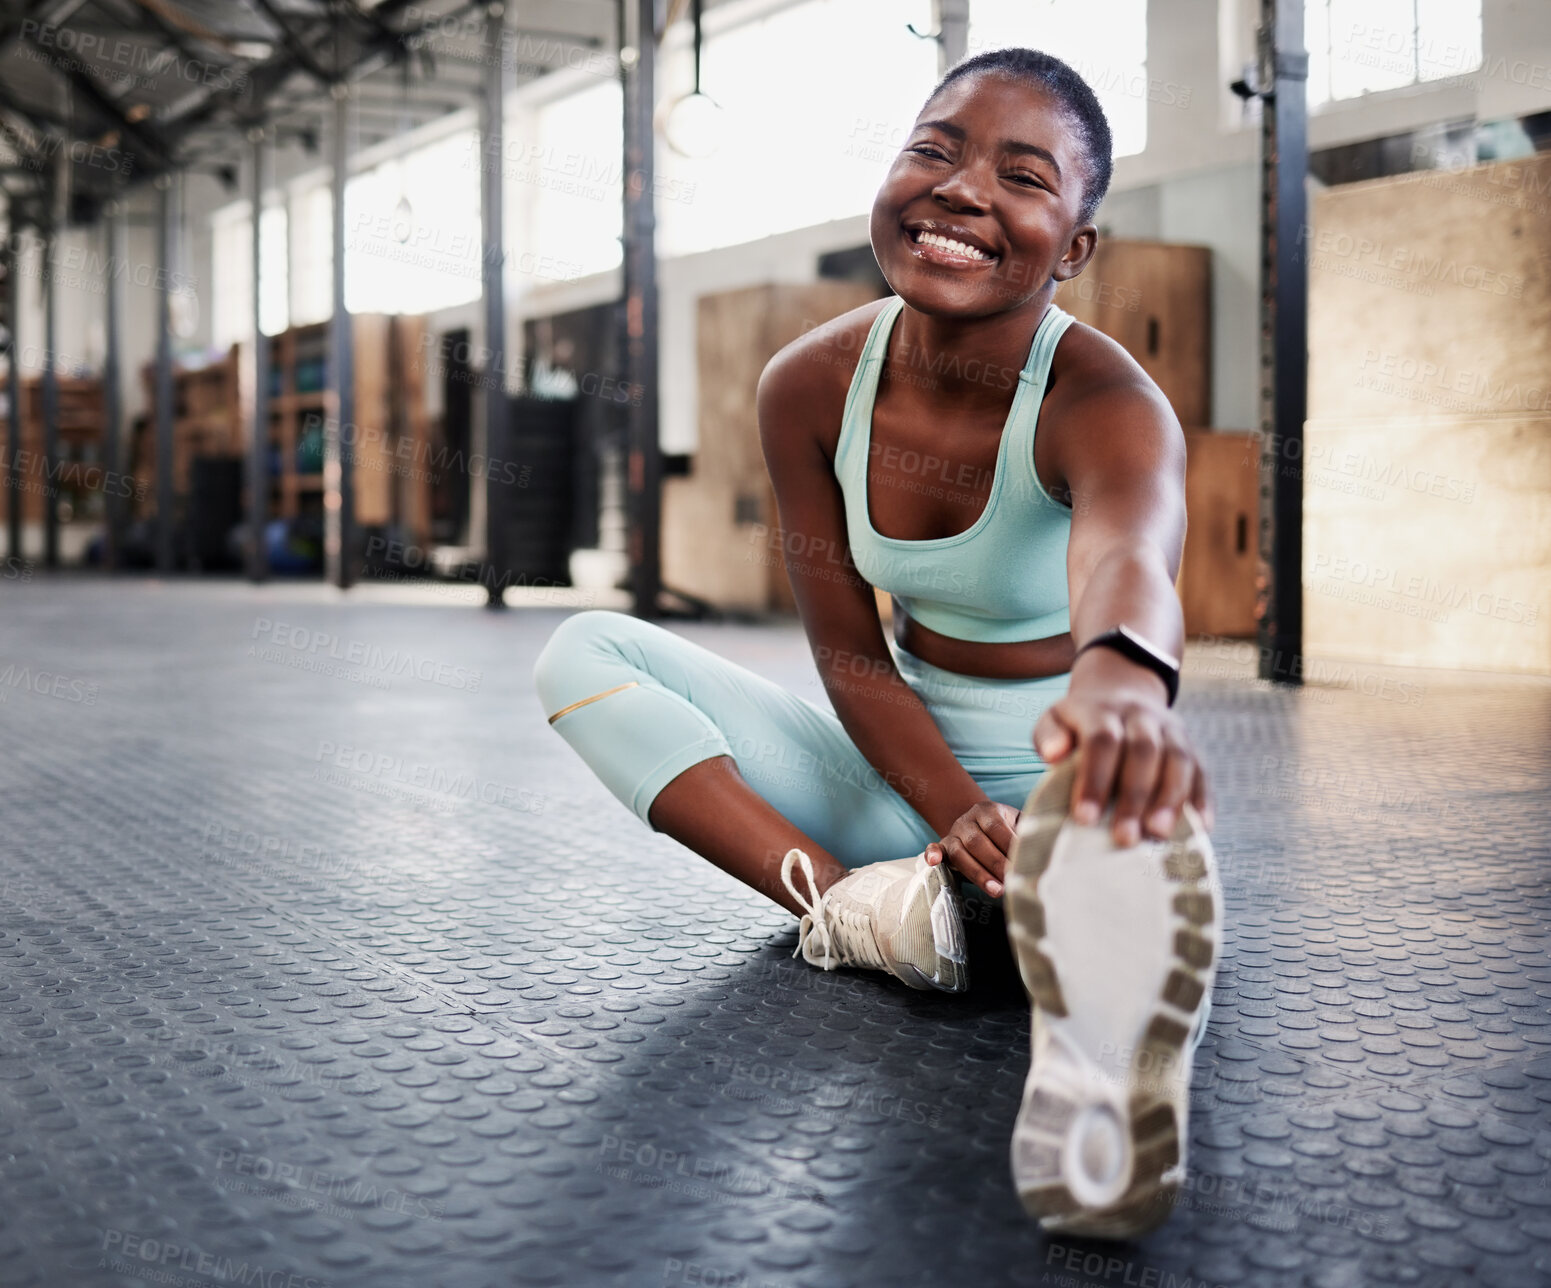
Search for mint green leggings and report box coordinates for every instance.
[532,610,1066,869]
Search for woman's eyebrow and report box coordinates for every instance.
[912,119,1063,177]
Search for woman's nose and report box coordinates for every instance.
[932,160,992,212]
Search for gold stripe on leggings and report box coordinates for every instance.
[546,680,640,725]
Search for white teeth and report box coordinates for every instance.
[914,230,991,261]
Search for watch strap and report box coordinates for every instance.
[1074,625,1181,706]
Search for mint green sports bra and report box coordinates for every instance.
[834,295,1077,644]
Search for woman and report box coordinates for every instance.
[533,47,1220,1239]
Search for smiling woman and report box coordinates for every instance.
[533,44,1219,1243]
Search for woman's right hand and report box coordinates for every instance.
[922,800,1022,898]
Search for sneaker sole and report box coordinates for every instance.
[1003,756,1219,1239]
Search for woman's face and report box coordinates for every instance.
[868,72,1097,319]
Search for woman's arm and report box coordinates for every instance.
[1036,346,1213,847]
[756,335,1018,894]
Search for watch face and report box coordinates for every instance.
[1118,624,1180,672]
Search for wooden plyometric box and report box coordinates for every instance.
[1178,430,1259,638]
[664,281,882,615]
[350,312,393,528]
[1304,154,1551,674]
[1055,239,1212,429]
[388,314,434,545]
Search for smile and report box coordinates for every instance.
[905,226,999,267]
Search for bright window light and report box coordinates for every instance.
[259,205,288,337]
[1306,0,1483,108]
[211,211,247,352]
[289,184,332,326]
[523,80,625,280]
[345,128,482,314]
[965,0,1149,159]
[210,202,289,350]
[654,0,937,258]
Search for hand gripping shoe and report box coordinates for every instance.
[1003,757,1221,1238]
[781,848,969,993]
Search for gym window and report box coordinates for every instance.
[1305,0,1484,108]
[211,201,289,350]
[966,0,1149,159]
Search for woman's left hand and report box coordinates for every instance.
[1031,649,1212,848]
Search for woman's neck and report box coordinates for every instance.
[883,288,1056,410]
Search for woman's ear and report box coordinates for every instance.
[1051,225,1098,283]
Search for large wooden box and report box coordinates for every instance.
[1179,430,1259,638]
[664,281,881,614]
[1055,239,1212,429]
[1304,154,1551,674]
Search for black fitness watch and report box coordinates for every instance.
[1074,625,1181,707]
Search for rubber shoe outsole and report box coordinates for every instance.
[1003,756,1220,1239]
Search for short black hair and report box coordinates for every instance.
[923,48,1114,225]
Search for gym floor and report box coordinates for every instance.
[2,579,1548,1288]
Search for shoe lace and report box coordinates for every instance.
[780,849,883,971]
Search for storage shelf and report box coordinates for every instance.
[132,345,244,517]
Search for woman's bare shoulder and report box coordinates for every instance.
[1047,316,1162,401]
[757,296,896,459]
[1044,316,1180,436]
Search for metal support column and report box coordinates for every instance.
[326,84,354,588]
[622,0,662,619]
[248,130,270,582]
[154,176,175,573]
[934,0,969,73]
[1254,0,1307,684]
[4,215,20,562]
[102,206,124,571]
[43,83,69,571]
[41,228,59,568]
[480,1,508,609]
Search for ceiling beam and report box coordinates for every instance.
[248,0,339,87]
[19,28,178,169]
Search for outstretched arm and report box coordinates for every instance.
[1034,371,1213,846]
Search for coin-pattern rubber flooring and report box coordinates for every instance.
[1,579,1547,1288]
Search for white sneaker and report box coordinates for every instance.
[781,849,969,993]
[1003,757,1221,1238]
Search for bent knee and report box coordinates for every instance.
[532,609,635,715]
